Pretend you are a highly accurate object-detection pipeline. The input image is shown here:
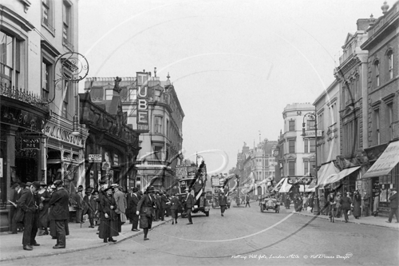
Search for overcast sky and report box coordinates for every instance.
[79,0,385,174]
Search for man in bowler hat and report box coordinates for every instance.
[49,180,69,248]
[17,181,41,251]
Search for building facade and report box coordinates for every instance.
[84,72,184,192]
[361,1,399,216]
[1,0,87,231]
[313,80,341,168]
[274,103,319,184]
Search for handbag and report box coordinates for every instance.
[15,208,25,223]
[144,207,152,218]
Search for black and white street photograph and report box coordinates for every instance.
[0,0,398,265]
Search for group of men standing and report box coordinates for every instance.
[14,180,69,251]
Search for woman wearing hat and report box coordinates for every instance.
[352,190,361,219]
[37,182,50,236]
[99,186,119,243]
[136,186,156,240]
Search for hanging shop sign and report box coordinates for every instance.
[136,86,149,133]
[44,122,83,147]
[21,136,41,150]
[114,154,119,166]
[88,154,102,163]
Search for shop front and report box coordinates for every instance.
[0,90,49,231]
[80,92,140,192]
[363,140,399,217]
[43,115,88,193]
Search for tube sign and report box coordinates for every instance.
[137,86,149,133]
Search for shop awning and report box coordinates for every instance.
[320,166,361,187]
[316,161,340,187]
[363,141,399,179]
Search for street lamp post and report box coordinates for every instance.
[301,111,320,215]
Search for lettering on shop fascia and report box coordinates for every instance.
[44,123,83,147]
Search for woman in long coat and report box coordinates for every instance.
[99,187,119,243]
[352,190,361,219]
[136,186,156,240]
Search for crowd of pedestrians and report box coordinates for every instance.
[9,178,208,251]
[281,188,399,224]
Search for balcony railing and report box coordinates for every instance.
[0,84,47,109]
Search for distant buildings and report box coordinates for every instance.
[236,139,277,196]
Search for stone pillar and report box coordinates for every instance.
[6,126,17,201]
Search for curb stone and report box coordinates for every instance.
[0,218,172,262]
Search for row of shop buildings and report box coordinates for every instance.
[274,1,399,217]
[0,1,184,231]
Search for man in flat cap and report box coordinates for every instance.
[49,180,69,249]
[17,181,41,250]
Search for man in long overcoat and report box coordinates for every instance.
[48,180,69,248]
[112,184,126,232]
[83,187,95,228]
[170,193,182,224]
[136,186,156,240]
[219,191,227,217]
[184,189,195,224]
[17,181,40,250]
[126,187,140,231]
[159,192,169,221]
[340,192,352,223]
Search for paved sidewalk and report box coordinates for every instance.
[285,208,399,230]
[0,217,173,262]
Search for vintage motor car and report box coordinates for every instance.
[260,196,280,213]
